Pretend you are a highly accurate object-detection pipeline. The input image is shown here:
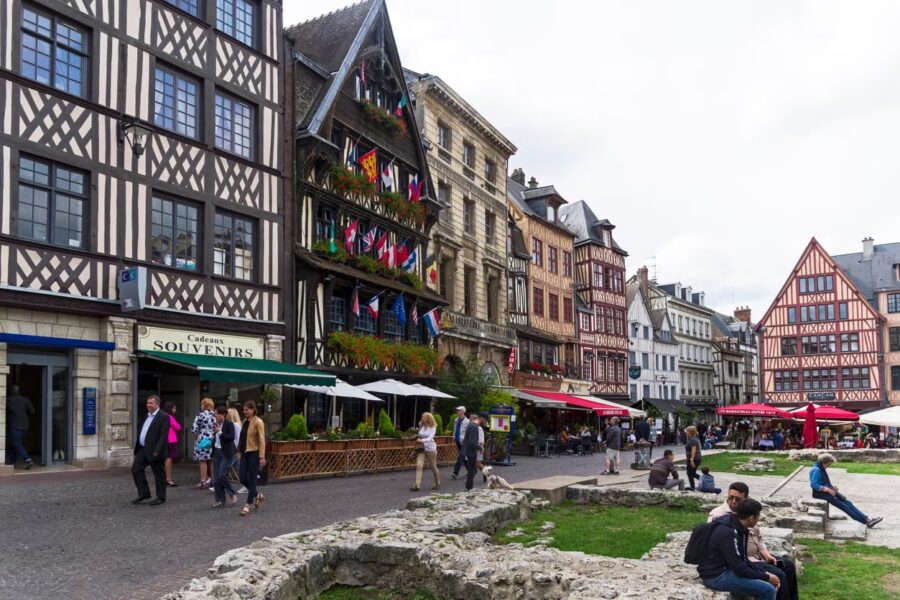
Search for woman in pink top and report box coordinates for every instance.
[163,401,182,487]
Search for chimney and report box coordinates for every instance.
[528,176,539,189]
[734,306,752,323]
[510,168,525,185]
[637,265,649,300]
[863,237,874,260]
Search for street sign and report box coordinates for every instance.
[628,366,642,380]
[82,387,97,435]
[118,266,147,312]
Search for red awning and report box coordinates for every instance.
[716,403,794,419]
[523,390,631,417]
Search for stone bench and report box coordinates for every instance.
[513,475,599,505]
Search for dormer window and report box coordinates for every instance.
[602,229,611,247]
[547,204,556,223]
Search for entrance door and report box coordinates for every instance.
[7,351,72,466]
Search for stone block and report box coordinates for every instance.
[111,396,129,411]
[17,321,36,336]
[775,515,823,533]
[112,365,130,380]
[828,522,866,541]
[51,324,70,338]
[112,350,132,365]
[57,313,84,327]
[0,321,18,334]
[110,380,131,395]
[110,411,131,426]
[6,308,33,322]
[35,322,53,337]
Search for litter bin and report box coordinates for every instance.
[631,442,652,470]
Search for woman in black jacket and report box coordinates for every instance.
[212,406,238,508]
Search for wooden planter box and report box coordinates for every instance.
[510,442,534,456]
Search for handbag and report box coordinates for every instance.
[197,436,212,450]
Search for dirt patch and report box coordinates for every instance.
[882,572,900,594]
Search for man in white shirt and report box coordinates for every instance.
[131,395,170,505]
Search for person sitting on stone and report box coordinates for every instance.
[698,498,780,600]
[697,465,722,494]
[809,452,882,528]
[708,482,798,600]
[648,449,684,491]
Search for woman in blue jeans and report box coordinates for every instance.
[809,453,882,528]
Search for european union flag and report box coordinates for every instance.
[392,293,406,327]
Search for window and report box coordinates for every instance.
[781,337,797,356]
[678,315,683,331]
[151,195,199,269]
[215,93,254,158]
[533,286,544,316]
[21,6,89,98]
[438,183,450,222]
[582,355,593,381]
[315,203,335,242]
[214,211,254,280]
[890,327,900,352]
[802,335,835,354]
[462,199,474,235]
[640,325,648,340]
[463,267,475,316]
[593,264,604,287]
[217,0,255,47]
[839,302,848,320]
[642,384,650,399]
[888,293,900,313]
[630,384,638,402]
[803,369,838,391]
[629,351,636,365]
[580,313,591,332]
[17,156,87,249]
[787,307,796,323]
[355,305,376,334]
[484,159,496,184]
[462,141,475,169]
[329,296,346,332]
[611,270,624,293]
[774,370,800,392]
[642,353,649,369]
[437,122,451,151]
[485,211,495,245]
[548,246,558,274]
[154,66,199,138]
[548,293,559,320]
[840,333,859,353]
[596,307,605,333]
[562,251,572,277]
[563,296,573,323]
[892,366,900,391]
[165,0,200,16]
[799,275,833,294]
[532,238,543,267]
[383,301,404,340]
[841,367,869,389]
[546,204,556,223]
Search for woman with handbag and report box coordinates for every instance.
[191,398,216,489]
[410,412,439,491]
[237,400,266,516]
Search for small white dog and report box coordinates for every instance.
[482,465,514,490]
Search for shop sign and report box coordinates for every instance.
[629,366,642,380]
[118,266,147,312]
[82,387,97,435]
[807,392,836,401]
[507,347,517,374]
[511,371,562,391]
[138,326,264,359]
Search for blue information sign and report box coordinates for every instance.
[83,387,97,435]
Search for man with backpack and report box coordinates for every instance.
[690,498,780,600]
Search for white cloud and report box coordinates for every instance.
[285,0,900,318]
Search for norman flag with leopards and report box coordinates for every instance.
[357,148,379,183]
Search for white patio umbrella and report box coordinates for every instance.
[358,379,422,427]
[407,383,457,399]
[288,379,384,429]
[859,405,900,428]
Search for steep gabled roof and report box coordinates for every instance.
[507,175,576,237]
[286,0,375,73]
[557,200,628,255]
[833,241,900,301]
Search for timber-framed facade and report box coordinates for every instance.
[0,0,285,472]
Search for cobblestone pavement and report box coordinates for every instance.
[0,445,681,600]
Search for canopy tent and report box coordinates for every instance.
[789,403,859,423]
[287,379,383,401]
[859,405,900,428]
[407,383,456,399]
[716,403,794,420]
[138,350,336,386]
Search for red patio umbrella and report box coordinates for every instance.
[715,403,794,420]
[789,403,859,422]
[802,403,818,448]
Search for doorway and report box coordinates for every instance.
[6,350,72,467]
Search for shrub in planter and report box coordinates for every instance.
[273,413,310,441]
[402,271,424,290]
[311,239,348,263]
[433,413,443,436]
[378,408,397,438]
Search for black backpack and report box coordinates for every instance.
[684,520,722,565]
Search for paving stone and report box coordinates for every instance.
[828,521,867,540]
[775,515,823,533]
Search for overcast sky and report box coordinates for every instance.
[285,1,900,318]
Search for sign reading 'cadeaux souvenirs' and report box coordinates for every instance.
[138,326,265,359]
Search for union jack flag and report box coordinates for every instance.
[361,227,378,252]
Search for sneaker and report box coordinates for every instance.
[410,485,420,491]
[24,460,33,470]
[867,516,883,528]
[600,470,610,475]
[451,473,458,480]
[236,486,248,494]
[432,484,440,490]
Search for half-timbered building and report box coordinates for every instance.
[0,0,288,472]
[405,69,518,385]
[711,308,759,405]
[558,200,629,400]
[285,0,444,430]
[506,169,578,391]
[757,238,883,410]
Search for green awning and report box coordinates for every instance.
[139,351,336,386]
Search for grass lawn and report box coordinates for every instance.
[497,501,707,558]
[798,538,900,599]
[318,586,442,600]
[834,462,900,476]
[699,452,900,477]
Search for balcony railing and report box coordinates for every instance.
[442,310,517,347]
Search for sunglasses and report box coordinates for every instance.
[726,494,745,503]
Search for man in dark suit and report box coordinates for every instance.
[461,412,482,492]
[132,395,169,505]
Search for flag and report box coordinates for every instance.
[346,139,357,166]
[402,249,417,273]
[392,293,406,328]
[362,227,378,252]
[411,304,418,325]
[408,174,424,203]
[328,220,336,253]
[367,295,379,319]
[359,60,366,84]
[424,253,437,284]
[357,148,378,183]
[396,243,409,268]
[423,308,441,337]
[352,288,360,317]
[381,162,394,189]
[344,219,359,254]
[375,233,388,261]
[381,244,396,268]
[395,94,406,117]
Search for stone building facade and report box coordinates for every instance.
[405,71,518,384]
[711,308,759,405]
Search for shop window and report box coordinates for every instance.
[151,194,199,270]
[214,211,254,281]
[17,155,87,249]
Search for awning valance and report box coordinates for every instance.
[139,351,336,386]
[513,390,645,417]
[636,397,684,414]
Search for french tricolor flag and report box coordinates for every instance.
[423,308,441,337]
[367,295,380,319]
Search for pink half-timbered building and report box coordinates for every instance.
[757,238,884,410]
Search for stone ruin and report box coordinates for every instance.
[161,485,829,600]
[734,457,776,472]
[788,448,900,463]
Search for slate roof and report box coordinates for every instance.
[557,200,628,256]
[509,221,531,259]
[575,293,591,314]
[507,175,576,237]
[285,0,375,73]
[832,242,900,302]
